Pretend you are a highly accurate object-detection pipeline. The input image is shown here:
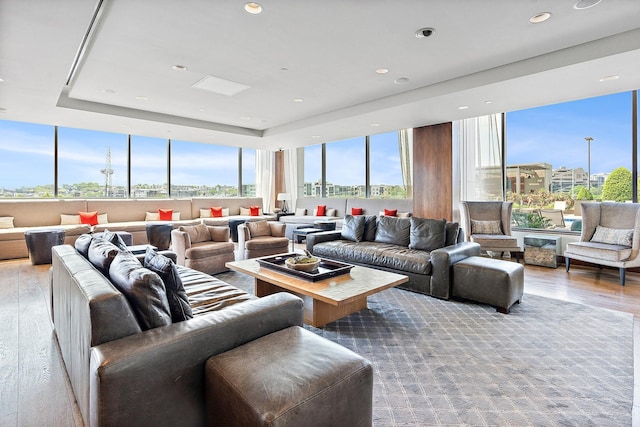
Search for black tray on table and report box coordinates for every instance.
[256,253,354,282]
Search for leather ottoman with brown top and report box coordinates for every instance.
[205,326,373,427]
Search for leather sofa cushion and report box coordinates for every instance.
[144,248,193,322]
[363,215,378,241]
[341,215,365,242]
[75,233,93,257]
[409,217,446,251]
[313,240,431,275]
[109,250,172,330]
[88,237,121,276]
[445,222,460,246]
[374,216,410,247]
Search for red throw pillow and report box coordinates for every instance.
[78,211,98,226]
[210,207,223,217]
[384,209,398,217]
[316,205,326,216]
[249,206,260,216]
[351,207,363,215]
[158,209,173,221]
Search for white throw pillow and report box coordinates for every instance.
[145,212,160,221]
[591,225,633,246]
[240,207,250,216]
[98,213,108,224]
[0,216,14,229]
[295,208,306,216]
[60,214,81,225]
[326,208,337,217]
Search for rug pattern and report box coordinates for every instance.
[217,271,633,426]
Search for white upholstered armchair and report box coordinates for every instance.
[565,202,640,285]
[460,201,521,260]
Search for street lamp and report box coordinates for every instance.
[585,137,593,190]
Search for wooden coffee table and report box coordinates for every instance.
[226,258,408,327]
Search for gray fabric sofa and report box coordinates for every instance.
[307,214,480,299]
[50,242,306,426]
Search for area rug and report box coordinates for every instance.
[218,271,634,426]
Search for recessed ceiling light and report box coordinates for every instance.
[0,78,4,83]
[199,108,206,112]
[280,67,289,71]
[103,89,116,94]
[484,100,493,104]
[241,116,251,120]
[574,0,601,10]
[394,77,409,84]
[244,2,263,14]
[293,98,304,103]
[599,75,620,82]
[0,108,7,113]
[529,12,551,23]
[458,105,469,110]
[172,65,188,71]
[370,123,380,127]
[311,135,320,139]
[135,96,148,100]
[376,68,389,74]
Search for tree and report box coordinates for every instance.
[575,186,593,200]
[602,167,632,201]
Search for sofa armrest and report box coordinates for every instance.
[306,230,342,253]
[89,292,304,427]
[170,229,191,265]
[429,242,481,300]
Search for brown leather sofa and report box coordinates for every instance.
[51,236,371,426]
[307,214,480,299]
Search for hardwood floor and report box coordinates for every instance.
[0,256,637,426]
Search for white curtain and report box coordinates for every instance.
[398,129,413,197]
[455,113,502,203]
[282,148,298,210]
[255,149,275,212]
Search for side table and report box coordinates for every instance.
[146,222,174,250]
[524,235,561,268]
[24,228,65,265]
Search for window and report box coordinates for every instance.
[325,137,365,198]
[170,140,240,197]
[58,127,127,198]
[370,130,412,199]
[241,148,256,197]
[506,91,633,229]
[0,119,54,198]
[303,144,322,197]
[131,136,168,198]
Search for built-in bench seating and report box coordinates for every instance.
[0,197,275,260]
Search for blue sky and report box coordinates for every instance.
[0,90,636,189]
[506,91,633,175]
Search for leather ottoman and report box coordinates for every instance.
[452,256,524,314]
[205,326,373,427]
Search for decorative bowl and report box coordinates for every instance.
[285,256,320,272]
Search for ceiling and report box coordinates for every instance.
[1,0,640,151]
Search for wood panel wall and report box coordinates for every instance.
[274,150,285,209]
[412,122,453,220]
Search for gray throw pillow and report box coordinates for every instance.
[374,216,411,247]
[144,247,193,322]
[341,215,366,242]
[409,217,446,251]
[445,222,460,246]
[109,250,172,330]
[363,215,378,241]
[74,233,93,258]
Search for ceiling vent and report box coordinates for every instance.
[192,75,251,97]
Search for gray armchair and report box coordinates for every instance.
[460,201,521,259]
[171,224,235,275]
[237,220,290,260]
[565,202,640,285]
